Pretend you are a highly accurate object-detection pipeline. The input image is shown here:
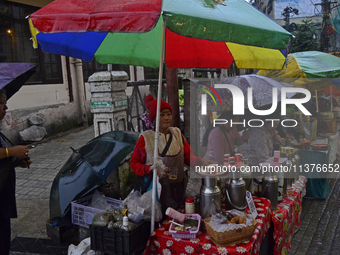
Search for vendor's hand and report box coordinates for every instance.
[274,134,281,142]
[242,130,250,141]
[150,164,167,177]
[9,145,29,159]
[200,158,217,166]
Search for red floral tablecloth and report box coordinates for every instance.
[144,197,271,255]
[271,176,307,255]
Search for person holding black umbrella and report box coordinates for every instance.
[0,89,32,255]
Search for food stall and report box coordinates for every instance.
[142,151,307,255]
[69,149,307,255]
[256,51,340,199]
[144,176,307,255]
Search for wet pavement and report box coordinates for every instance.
[288,168,340,255]
[8,125,340,254]
[10,126,95,254]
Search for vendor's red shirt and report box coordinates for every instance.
[130,132,201,177]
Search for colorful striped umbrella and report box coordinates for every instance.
[29,0,292,230]
[29,0,291,70]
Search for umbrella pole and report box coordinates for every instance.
[151,20,166,234]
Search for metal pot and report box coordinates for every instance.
[200,177,221,220]
[287,153,295,188]
[294,150,300,181]
[225,171,247,211]
[261,174,278,211]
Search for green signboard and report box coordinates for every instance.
[91,101,112,108]
[114,99,128,108]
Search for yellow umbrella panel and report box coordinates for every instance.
[257,51,340,91]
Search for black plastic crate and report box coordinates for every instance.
[90,220,151,255]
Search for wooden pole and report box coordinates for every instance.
[166,65,181,128]
[183,79,190,143]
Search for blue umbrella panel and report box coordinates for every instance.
[50,131,140,220]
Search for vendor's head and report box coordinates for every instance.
[145,94,173,132]
[0,89,7,121]
[219,111,239,131]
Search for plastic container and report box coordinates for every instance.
[90,220,150,255]
[71,195,122,228]
[169,214,201,239]
[185,197,195,214]
[165,207,186,222]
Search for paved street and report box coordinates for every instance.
[289,170,340,255]
[8,125,340,254]
[10,126,95,250]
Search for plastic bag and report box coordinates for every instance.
[122,190,162,222]
[110,220,138,231]
[127,211,143,223]
[110,209,124,221]
[89,190,111,211]
[68,237,98,255]
[91,212,113,227]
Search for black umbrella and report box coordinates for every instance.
[0,63,37,99]
[50,131,140,220]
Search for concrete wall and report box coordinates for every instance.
[0,102,90,144]
[1,56,148,143]
[1,56,92,143]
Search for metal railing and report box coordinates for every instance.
[126,79,166,132]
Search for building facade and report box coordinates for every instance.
[1,0,151,143]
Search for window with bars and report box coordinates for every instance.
[0,1,63,85]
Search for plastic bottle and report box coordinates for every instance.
[185,197,195,214]
[122,216,129,230]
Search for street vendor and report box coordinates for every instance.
[238,117,280,166]
[203,111,250,165]
[0,89,32,255]
[130,94,215,217]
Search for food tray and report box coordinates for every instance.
[311,144,329,151]
[204,213,257,247]
[169,213,201,239]
[71,195,122,228]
